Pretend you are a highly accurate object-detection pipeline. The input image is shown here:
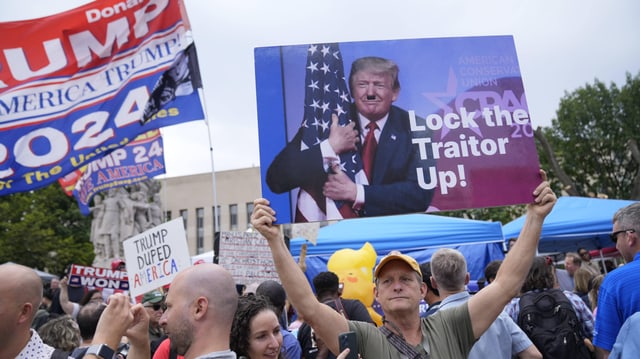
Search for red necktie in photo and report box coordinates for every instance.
[362,122,378,183]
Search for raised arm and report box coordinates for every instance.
[86,294,136,358]
[468,170,556,339]
[251,199,350,354]
[123,303,151,359]
[59,276,80,317]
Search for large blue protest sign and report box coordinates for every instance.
[0,0,204,196]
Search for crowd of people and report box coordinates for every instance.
[2,173,640,359]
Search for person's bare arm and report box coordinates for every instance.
[468,170,556,339]
[86,294,135,357]
[595,347,610,359]
[517,344,542,359]
[59,276,79,316]
[252,199,349,355]
[123,303,151,359]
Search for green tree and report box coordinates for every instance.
[0,184,93,276]
[536,72,640,200]
[437,205,526,228]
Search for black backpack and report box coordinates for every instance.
[517,289,591,359]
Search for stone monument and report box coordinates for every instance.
[91,179,164,268]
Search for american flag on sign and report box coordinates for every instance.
[295,43,364,222]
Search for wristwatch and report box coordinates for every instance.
[85,344,116,359]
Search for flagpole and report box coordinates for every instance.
[180,14,219,252]
[199,88,219,247]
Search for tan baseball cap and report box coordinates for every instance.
[374,250,422,278]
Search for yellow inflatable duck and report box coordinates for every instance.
[327,242,382,326]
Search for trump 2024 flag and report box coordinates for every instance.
[0,0,204,196]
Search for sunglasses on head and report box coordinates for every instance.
[144,303,164,311]
[610,229,635,243]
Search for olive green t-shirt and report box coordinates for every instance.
[348,302,474,359]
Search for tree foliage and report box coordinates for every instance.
[437,205,526,228]
[0,184,93,276]
[536,72,640,199]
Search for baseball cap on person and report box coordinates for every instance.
[142,290,164,304]
[374,251,422,279]
[111,259,126,271]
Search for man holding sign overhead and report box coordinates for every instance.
[253,170,556,358]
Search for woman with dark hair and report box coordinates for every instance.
[231,295,284,359]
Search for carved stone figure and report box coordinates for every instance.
[90,180,163,267]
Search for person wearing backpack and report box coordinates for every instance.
[504,256,595,358]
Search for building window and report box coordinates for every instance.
[196,208,204,254]
[212,206,220,233]
[246,202,254,229]
[165,210,172,221]
[179,209,188,241]
[230,204,238,231]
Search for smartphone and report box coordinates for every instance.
[338,331,358,359]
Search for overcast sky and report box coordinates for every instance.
[3,0,639,178]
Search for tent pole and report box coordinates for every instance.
[599,249,607,274]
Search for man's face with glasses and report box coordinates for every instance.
[144,302,165,325]
[578,250,591,261]
[610,229,635,244]
[610,223,637,262]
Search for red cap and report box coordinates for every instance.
[111,259,126,271]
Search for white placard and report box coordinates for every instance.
[218,231,279,286]
[123,218,191,297]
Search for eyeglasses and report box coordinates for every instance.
[144,303,164,311]
[610,229,635,243]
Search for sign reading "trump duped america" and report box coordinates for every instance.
[123,218,191,297]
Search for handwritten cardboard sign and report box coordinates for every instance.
[123,218,191,297]
[218,231,279,286]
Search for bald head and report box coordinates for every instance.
[0,263,43,356]
[173,263,238,326]
[161,264,239,356]
[0,263,43,317]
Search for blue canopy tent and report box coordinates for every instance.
[502,196,637,254]
[289,213,505,283]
